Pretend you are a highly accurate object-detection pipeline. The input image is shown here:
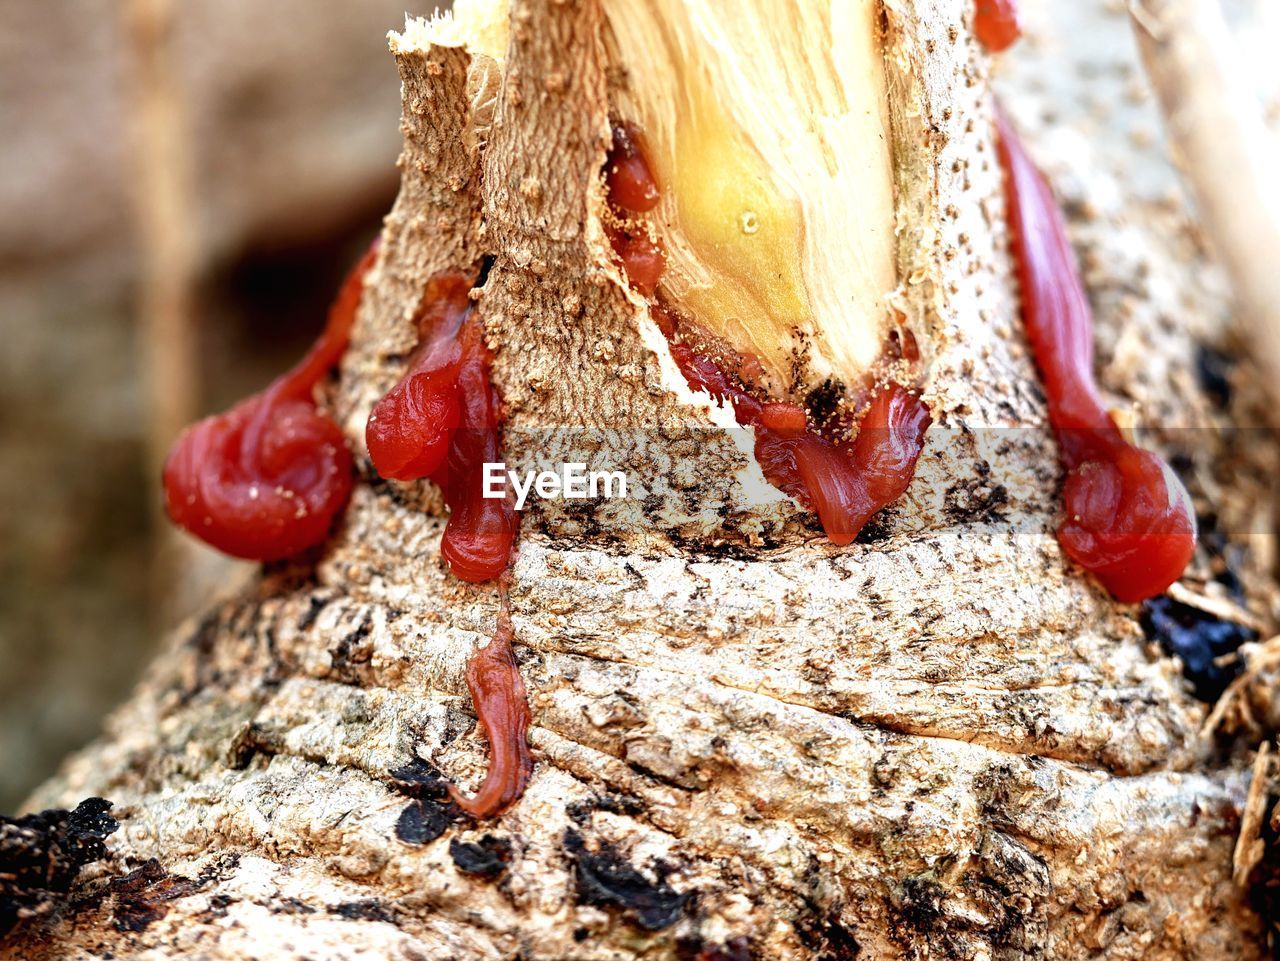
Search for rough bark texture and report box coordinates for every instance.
[5,1,1279,958]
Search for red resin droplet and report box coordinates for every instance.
[996,112,1195,602]
[163,243,377,561]
[974,0,1021,52]
[367,276,526,815]
[759,403,808,435]
[366,274,470,481]
[604,121,931,546]
[605,122,666,296]
[763,386,932,546]
[606,225,666,296]
[365,271,518,583]
[606,122,661,213]
[681,351,931,547]
[437,320,519,583]
[449,591,533,818]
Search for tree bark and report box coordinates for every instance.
[6,1,1278,958]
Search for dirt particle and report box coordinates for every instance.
[396,801,456,846]
[107,859,201,933]
[449,835,513,879]
[564,829,690,931]
[329,899,397,924]
[1141,596,1252,701]
[0,797,118,934]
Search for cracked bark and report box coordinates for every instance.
[5,1,1279,958]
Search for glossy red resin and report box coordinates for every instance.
[974,0,1021,52]
[163,244,377,561]
[605,122,661,214]
[657,307,931,545]
[365,274,469,481]
[996,113,1195,602]
[366,272,526,816]
[605,225,666,296]
[604,122,667,297]
[607,124,930,545]
[449,593,533,818]
[365,271,517,584]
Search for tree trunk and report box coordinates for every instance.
[6,1,1278,958]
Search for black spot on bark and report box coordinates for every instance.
[1195,343,1234,408]
[564,829,690,932]
[388,756,461,845]
[186,607,224,658]
[794,895,862,961]
[225,723,271,770]
[665,526,764,563]
[565,794,644,826]
[329,612,374,682]
[175,598,267,705]
[329,899,396,923]
[892,877,948,943]
[396,801,455,846]
[853,514,893,545]
[449,835,512,879]
[389,757,452,801]
[944,478,1009,525]
[0,797,118,935]
[297,594,331,632]
[199,893,236,921]
[1199,513,1249,599]
[107,859,202,933]
[475,253,497,289]
[271,897,317,916]
[362,469,418,508]
[805,379,846,429]
[1141,595,1252,701]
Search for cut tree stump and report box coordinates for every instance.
[5,1,1279,958]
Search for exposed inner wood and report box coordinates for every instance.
[421,0,897,398]
[603,0,897,393]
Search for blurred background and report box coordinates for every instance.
[0,0,428,812]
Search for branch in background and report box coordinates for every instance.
[1130,0,1280,401]
[125,0,238,628]
[124,0,199,478]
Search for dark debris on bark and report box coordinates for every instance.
[0,797,117,935]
